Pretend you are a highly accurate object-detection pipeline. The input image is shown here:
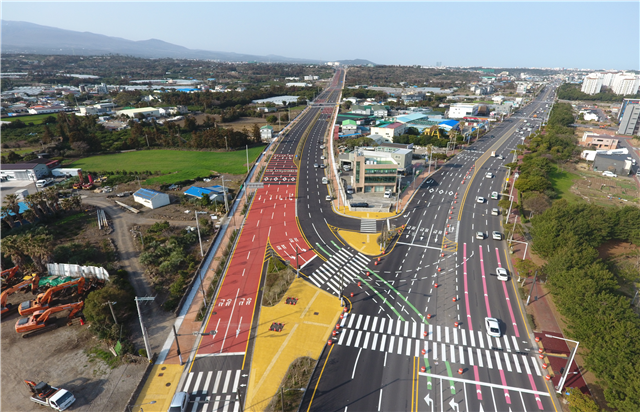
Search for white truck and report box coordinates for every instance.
[491,151,497,157]
[25,380,76,411]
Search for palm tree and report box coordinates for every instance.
[1,235,27,268]
[24,194,46,220]
[22,209,37,224]
[1,206,17,229]
[28,233,54,273]
[4,194,21,216]
[43,187,61,213]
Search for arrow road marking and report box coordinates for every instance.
[424,394,434,412]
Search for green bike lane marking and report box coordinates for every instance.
[314,243,332,257]
[444,361,456,395]
[366,267,428,324]
[422,358,432,388]
[354,273,406,321]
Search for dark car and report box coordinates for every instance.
[351,202,369,208]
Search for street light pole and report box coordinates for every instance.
[172,325,183,366]
[101,301,118,325]
[544,334,580,394]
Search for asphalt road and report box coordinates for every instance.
[299,84,564,412]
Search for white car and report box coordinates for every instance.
[477,197,485,203]
[602,171,617,177]
[320,156,325,160]
[490,191,499,200]
[492,231,502,240]
[491,208,500,216]
[476,231,485,240]
[383,190,393,198]
[485,317,501,338]
[486,172,493,178]
[496,267,509,281]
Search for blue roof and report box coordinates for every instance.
[134,188,166,200]
[184,186,212,198]
[396,113,428,123]
[439,119,459,127]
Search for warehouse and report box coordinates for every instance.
[133,188,170,209]
[115,107,161,119]
[0,162,50,181]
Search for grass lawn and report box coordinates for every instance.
[70,147,265,184]
[4,113,55,125]
[548,166,582,203]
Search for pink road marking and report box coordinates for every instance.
[527,372,545,410]
[473,365,483,400]
[498,369,512,404]
[463,243,473,330]
[495,249,520,337]
[478,246,492,318]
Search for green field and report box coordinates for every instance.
[548,167,582,203]
[70,147,265,184]
[4,114,56,125]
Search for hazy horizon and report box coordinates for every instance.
[2,2,639,70]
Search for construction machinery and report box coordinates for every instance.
[72,170,84,190]
[24,380,76,411]
[82,174,94,190]
[15,301,84,338]
[422,125,442,139]
[1,266,21,290]
[1,274,39,316]
[18,277,86,316]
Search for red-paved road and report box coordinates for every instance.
[197,183,316,355]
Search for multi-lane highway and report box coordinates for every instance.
[299,84,563,412]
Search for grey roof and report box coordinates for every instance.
[134,188,167,200]
[0,162,38,171]
[594,153,630,162]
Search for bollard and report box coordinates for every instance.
[343,307,348,312]
[377,257,381,262]
[358,281,362,287]
[535,337,540,342]
[336,324,340,330]
[422,349,427,355]
[350,292,354,298]
[542,364,548,369]
[458,368,463,375]
[367,271,370,276]
[452,297,456,302]
[332,330,337,337]
[375,261,378,266]
[441,253,444,257]
[340,314,344,319]
[434,283,439,288]
[545,375,551,381]
[437,267,442,272]
[427,314,432,319]
[445,231,448,235]
[328,340,333,346]
[539,354,544,359]
[538,348,543,353]
[454,322,459,327]
[421,366,426,372]
[444,245,447,249]
[423,331,428,337]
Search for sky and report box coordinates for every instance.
[2,1,639,70]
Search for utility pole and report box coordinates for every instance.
[102,301,118,325]
[221,176,229,214]
[296,245,300,278]
[172,325,183,366]
[135,296,155,362]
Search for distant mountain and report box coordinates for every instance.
[337,59,377,66]
[0,20,326,64]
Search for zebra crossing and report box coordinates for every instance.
[336,314,541,377]
[308,248,369,296]
[360,219,377,233]
[181,369,242,412]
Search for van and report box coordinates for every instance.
[322,177,328,184]
[168,391,188,412]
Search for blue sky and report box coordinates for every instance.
[2,2,638,70]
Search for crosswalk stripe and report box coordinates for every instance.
[397,337,404,355]
[363,315,371,330]
[477,349,483,367]
[461,329,467,346]
[450,345,455,363]
[503,352,512,372]
[387,319,394,335]
[396,320,402,336]
[459,345,464,364]
[437,326,442,342]
[203,371,213,395]
[212,396,220,412]
[469,330,476,347]
[363,332,370,350]
[346,330,355,346]
[468,347,474,366]
[380,335,387,352]
[222,370,231,393]
[420,323,425,339]
[429,324,433,340]
[433,342,438,359]
[355,315,363,329]
[530,357,542,376]
[338,329,347,345]
[424,341,429,357]
[310,276,322,287]
[512,354,522,373]
[213,371,222,393]
[494,336,502,349]
[222,395,231,412]
[503,335,511,352]
[183,373,194,393]
[371,333,378,351]
[371,316,378,332]
[379,318,386,334]
[388,336,395,353]
[347,313,356,328]
[486,350,493,369]
[445,326,450,343]
[511,336,520,352]
[415,339,421,357]
[404,321,409,337]
[522,356,532,375]
[412,321,417,339]
[495,352,503,370]
[478,331,484,349]
[232,370,240,393]
[441,343,446,361]
[453,327,458,345]
[354,331,363,347]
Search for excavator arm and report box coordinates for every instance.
[20,277,85,316]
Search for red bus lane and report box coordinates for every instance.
[197,184,316,356]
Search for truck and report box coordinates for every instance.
[491,151,497,157]
[24,380,76,411]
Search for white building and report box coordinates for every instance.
[447,103,476,119]
[0,162,49,181]
[304,75,319,81]
[116,107,161,118]
[260,125,274,142]
[286,82,312,87]
[369,123,406,140]
[133,188,170,209]
[581,73,603,95]
[612,73,640,95]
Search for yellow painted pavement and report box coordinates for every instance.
[132,364,183,412]
[335,205,397,219]
[338,230,384,256]
[245,278,341,411]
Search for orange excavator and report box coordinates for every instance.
[1,266,21,290]
[1,275,40,316]
[18,277,86,317]
[15,301,84,338]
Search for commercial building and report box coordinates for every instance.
[581,73,603,95]
[447,103,476,119]
[133,188,170,209]
[592,153,633,175]
[0,162,50,181]
[579,132,618,150]
[342,147,412,193]
[27,105,69,115]
[369,122,406,141]
[260,125,274,142]
[116,107,161,118]
[617,99,640,135]
[612,74,640,95]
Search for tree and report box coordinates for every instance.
[251,123,261,144]
[83,283,135,337]
[266,115,278,124]
[523,193,552,216]
[6,151,21,163]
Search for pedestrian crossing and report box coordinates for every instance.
[308,248,369,296]
[336,314,540,377]
[360,219,377,233]
[181,369,242,412]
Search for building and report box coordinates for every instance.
[369,122,407,140]
[285,82,312,87]
[371,105,389,117]
[350,105,372,116]
[341,120,358,133]
[260,125,274,142]
[133,188,170,209]
[25,157,61,169]
[579,109,599,122]
[184,185,228,203]
[447,103,476,119]
[579,132,618,150]
[116,107,161,119]
[592,153,633,175]
[0,162,50,181]
[581,73,603,95]
[611,73,640,95]
[27,105,68,115]
[617,99,640,135]
[252,96,300,106]
[342,147,412,193]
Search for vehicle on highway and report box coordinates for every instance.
[476,196,485,203]
[326,195,332,201]
[496,267,509,281]
[320,164,326,169]
[168,391,188,412]
[320,156,325,160]
[314,163,319,168]
[322,177,328,184]
[485,317,501,338]
[351,202,369,208]
[476,231,484,239]
[492,231,502,240]
[491,208,500,216]
[490,191,499,199]
[383,190,393,198]
[485,172,493,178]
